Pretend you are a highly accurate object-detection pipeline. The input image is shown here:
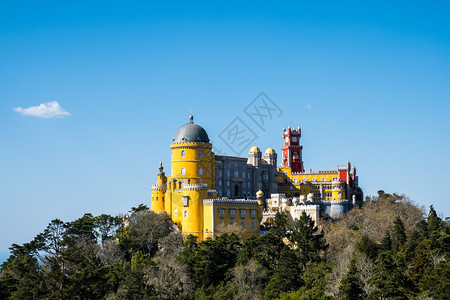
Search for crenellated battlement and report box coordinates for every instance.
[151,184,166,190]
[203,199,260,206]
[183,183,208,190]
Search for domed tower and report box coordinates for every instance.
[248,146,261,167]
[264,148,278,194]
[151,162,167,212]
[264,148,277,166]
[170,114,214,240]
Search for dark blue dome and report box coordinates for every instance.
[173,116,209,143]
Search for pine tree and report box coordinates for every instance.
[338,257,365,300]
[291,211,328,268]
[264,246,301,299]
[368,251,408,299]
[392,216,407,253]
[380,231,392,252]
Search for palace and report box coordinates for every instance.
[151,115,363,240]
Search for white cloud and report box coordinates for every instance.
[13,101,70,118]
[306,104,312,109]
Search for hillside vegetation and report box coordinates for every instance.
[1,193,449,299]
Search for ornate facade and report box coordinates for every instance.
[151,115,363,240]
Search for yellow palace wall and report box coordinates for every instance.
[278,167,346,200]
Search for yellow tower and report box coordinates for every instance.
[151,162,167,212]
[163,114,215,240]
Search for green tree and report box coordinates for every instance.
[420,259,450,299]
[392,216,407,253]
[270,211,290,240]
[355,234,379,260]
[264,246,301,299]
[95,214,122,244]
[177,233,241,288]
[0,243,43,299]
[338,257,365,300]
[291,211,328,268]
[277,261,332,300]
[368,251,408,299]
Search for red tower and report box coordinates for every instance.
[281,125,304,173]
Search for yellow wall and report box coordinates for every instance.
[170,143,214,186]
[277,167,346,200]
[203,202,261,239]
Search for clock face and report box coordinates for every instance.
[292,137,298,142]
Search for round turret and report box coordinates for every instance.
[249,146,261,153]
[264,148,276,154]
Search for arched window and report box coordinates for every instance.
[181,150,186,157]
[174,209,178,216]
[234,169,239,177]
[184,210,188,219]
[199,150,203,157]
[240,222,245,229]
[181,168,186,175]
[199,168,203,175]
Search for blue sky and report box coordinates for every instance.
[1,1,449,261]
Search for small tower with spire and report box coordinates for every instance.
[151,162,167,212]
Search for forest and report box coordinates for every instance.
[0,191,449,299]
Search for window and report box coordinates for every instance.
[251,222,255,230]
[251,209,256,219]
[219,209,225,218]
[199,179,203,184]
[174,209,178,216]
[199,150,203,157]
[294,178,297,183]
[162,197,164,202]
[230,209,235,218]
[338,192,342,198]
[181,150,186,157]
[234,170,239,177]
[285,172,288,176]
[181,168,186,175]
[227,181,230,186]
[199,168,203,175]
[240,209,246,218]
[313,177,316,182]
[248,172,251,179]
[184,210,188,219]
[322,177,326,182]
[230,221,234,225]
[227,170,230,177]
[303,177,307,181]
[156,197,158,201]
[219,180,222,186]
[240,222,245,229]
[183,196,189,207]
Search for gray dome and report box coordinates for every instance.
[173,116,210,143]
